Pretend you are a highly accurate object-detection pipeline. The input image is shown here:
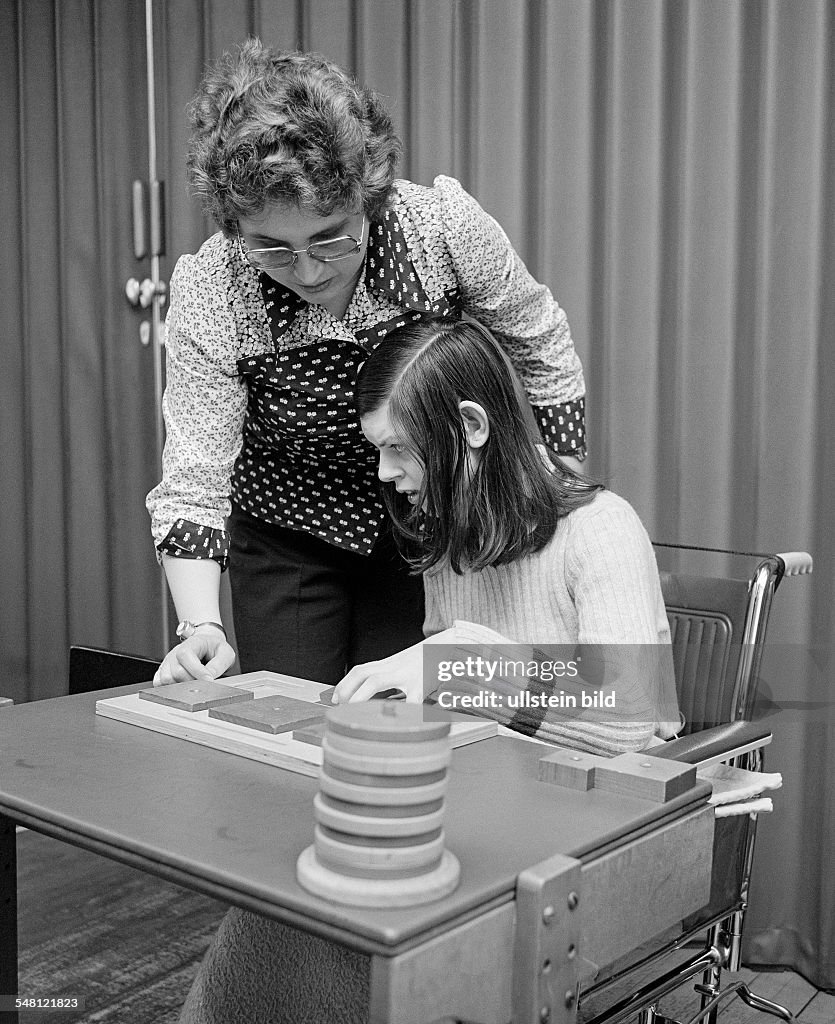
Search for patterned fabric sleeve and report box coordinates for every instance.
[533,398,586,459]
[434,175,587,457]
[157,518,229,570]
[145,244,249,566]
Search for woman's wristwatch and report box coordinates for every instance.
[175,620,227,642]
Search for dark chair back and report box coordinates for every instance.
[655,550,787,734]
[68,645,159,695]
[659,572,751,733]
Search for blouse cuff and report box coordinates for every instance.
[533,397,587,460]
[157,519,229,571]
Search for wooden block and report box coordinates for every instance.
[297,703,463,749]
[208,695,327,734]
[138,679,255,713]
[317,795,444,818]
[320,768,449,806]
[594,752,697,803]
[327,702,451,743]
[322,736,452,776]
[296,844,460,908]
[325,730,453,761]
[538,748,605,791]
[313,792,446,837]
[313,824,445,878]
[293,721,327,746]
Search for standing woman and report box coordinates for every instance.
[146,39,586,686]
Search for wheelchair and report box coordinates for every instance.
[575,544,813,1024]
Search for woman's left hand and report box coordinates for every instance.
[333,641,426,704]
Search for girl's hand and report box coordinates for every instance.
[333,642,426,704]
[153,633,236,686]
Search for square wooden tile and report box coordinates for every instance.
[138,680,255,713]
[208,695,327,735]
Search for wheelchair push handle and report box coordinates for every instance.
[774,551,813,577]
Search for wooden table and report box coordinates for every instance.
[0,686,714,1024]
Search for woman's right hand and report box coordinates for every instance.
[153,633,237,686]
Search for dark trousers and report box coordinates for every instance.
[228,507,425,684]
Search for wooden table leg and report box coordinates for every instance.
[0,813,18,1024]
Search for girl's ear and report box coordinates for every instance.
[458,401,490,450]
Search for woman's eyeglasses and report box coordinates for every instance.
[237,215,366,271]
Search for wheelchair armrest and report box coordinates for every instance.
[647,720,772,768]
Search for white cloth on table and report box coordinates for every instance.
[697,763,782,817]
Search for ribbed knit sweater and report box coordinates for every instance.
[423,490,681,755]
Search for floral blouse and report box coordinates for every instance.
[146,175,586,568]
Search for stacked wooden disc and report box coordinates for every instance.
[296,701,461,907]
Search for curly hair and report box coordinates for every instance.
[186,39,402,233]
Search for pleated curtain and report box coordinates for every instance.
[1,0,832,990]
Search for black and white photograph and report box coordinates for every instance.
[0,2,832,1022]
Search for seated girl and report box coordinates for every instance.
[334,317,681,752]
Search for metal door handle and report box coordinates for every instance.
[126,277,141,305]
[126,277,167,308]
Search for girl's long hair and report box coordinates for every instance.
[355,318,604,574]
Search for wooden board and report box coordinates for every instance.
[581,804,714,968]
[95,671,497,778]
